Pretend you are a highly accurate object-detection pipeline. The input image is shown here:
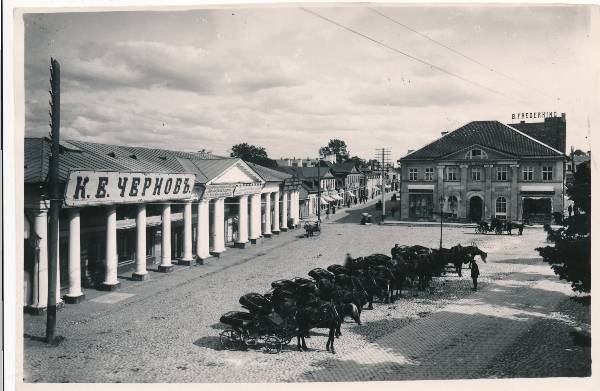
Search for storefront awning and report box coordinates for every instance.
[331,194,343,201]
[521,185,555,192]
[320,198,329,205]
[345,190,355,196]
[408,184,435,190]
[322,195,333,202]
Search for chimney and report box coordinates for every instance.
[441,131,449,136]
[407,149,414,154]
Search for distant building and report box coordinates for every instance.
[398,120,566,223]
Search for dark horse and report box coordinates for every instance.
[295,302,361,354]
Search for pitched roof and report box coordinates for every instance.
[25,138,238,185]
[246,162,292,182]
[400,121,564,161]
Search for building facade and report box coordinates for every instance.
[399,121,566,223]
[23,138,301,312]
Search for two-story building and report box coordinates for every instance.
[398,120,566,223]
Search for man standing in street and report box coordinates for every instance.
[471,260,480,291]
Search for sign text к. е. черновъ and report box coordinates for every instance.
[63,171,196,207]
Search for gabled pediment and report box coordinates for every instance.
[440,144,516,161]
[211,161,264,185]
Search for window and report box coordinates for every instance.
[446,166,458,181]
[447,195,459,217]
[408,168,418,181]
[465,149,488,159]
[495,196,507,216]
[522,166,533,181]
[424,167,434,181]
[471,167,481,181]
[542,166,553,181]
[496,166,507,181]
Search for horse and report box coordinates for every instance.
[295,301,361,354]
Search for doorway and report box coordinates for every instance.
[469,196,483,222]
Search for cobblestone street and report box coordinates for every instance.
[22,200,591,383]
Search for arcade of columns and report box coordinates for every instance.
[26,188,301,311]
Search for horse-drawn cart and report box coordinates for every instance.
[219,310,294,354]
[304,220,321,237]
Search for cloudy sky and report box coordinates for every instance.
[24,5,595,160]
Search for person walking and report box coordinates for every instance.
[471,260,480,291]
[325,207,330,220]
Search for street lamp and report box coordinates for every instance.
[439,195,445,249]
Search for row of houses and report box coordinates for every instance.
[275,161,389,219]
[24,138,304,312]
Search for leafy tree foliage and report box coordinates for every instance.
[230,143,277,168]
[536,163,591,293]
[347,155,367,168]
[319,139,349,163]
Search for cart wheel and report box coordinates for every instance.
[220,329,242,350]
[263,335,282,354]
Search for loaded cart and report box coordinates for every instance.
[219,293,295,353]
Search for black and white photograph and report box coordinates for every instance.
[3,0,598,389]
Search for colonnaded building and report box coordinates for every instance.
[398,116,566,223]
[23,138,301,312]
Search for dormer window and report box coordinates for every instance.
[107,152,116,158]
[466,149,487,159]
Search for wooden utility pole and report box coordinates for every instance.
[46,58,61,344]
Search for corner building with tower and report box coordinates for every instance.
[398,116,566,224]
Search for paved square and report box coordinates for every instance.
[22,202,590,382]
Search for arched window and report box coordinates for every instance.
[465,148,488,160]
[495,196,507,218]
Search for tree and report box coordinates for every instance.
[319,139,349,163]
[230,143,277,168]
[347,155,366,167]
[536,163,591,293]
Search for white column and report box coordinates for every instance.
[196,200,211,260]
[56,227,62,305]
[159,203,174,272]
[29,209,48,312]
[273,191,280,234]
[235,195,249,247]
[281,190,288,231]
[293,190,300,226]
[263,193,272,237]
[211,198,226,255]
[180,201,194,265]
[249,193,261,242]
[65,208,84,303]
[103,205,120,290]
[132,204,148,280]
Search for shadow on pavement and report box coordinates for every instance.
[193,336,223,351]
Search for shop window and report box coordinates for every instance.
[424,167,434,181]
[446,195,459,218]
[496,166,507,181]
[408,168,418,181]
[523,166,534,181]
[542,166,553,181]
[471,167,481,181]
[495,196,507,217]
[446,166,458,181]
